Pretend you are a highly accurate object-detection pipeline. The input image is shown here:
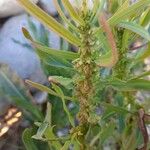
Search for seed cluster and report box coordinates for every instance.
[73,13,99,125]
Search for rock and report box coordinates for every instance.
[0,13,60,82]
[39,0,57,15]
[33,91,48,104]
[0,0,39,18]
[0,14,47,82]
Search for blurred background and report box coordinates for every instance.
[0,0,150,150]
[0,0,62,149]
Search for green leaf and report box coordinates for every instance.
[130,71,150,80]
[32,122,49,139]
[61,0,84,25]
[52,84,75,127]
[90,123,115,146]
[101,102,130,115]
[140,8,150,26]
[44,126,62,149]
[44,102,52,125]
[91,0,106,23]
[0,64,43,121]
[32,42,79,61]
[26,80,75,101]
[108,0,150,26]
[33,102,62,149]
[22,128,38,150]
[49,76,73,89]
[107,78,150,91]
[43,62,75,77]
[22,28,76,77]
[22,27,75,66]
[127,79,150,90]
[118,21,150,41]
[100,123,116,144]
[18,0,81,46]
[95,51,112,67]
[101,109,116,120]
[96,0,150,35]
[53,0,78,32]
[61,141,71,150]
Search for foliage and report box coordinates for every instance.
[0,64,43,121]
[17,0,150,149]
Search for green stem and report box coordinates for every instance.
[73,11,98,149]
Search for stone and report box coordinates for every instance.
[0,0,39,18]
[39,0,57,15]
[0,14,59,83]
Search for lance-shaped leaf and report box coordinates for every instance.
[61,141,71,150]
[22,27,76,77]
[52,84,75,127]
[33,42,79,61]
[53,0,78,32]
[33,103,62,149]
[0,64,43,121]
[48,76,73,89]
[91,0,105,23]
[95,0,150,34]
[140,8,150,27]
[101,102,130,116]
[61,0,84,25]
[22,27,77,62]
[90,123,115,146]
[108,0,150,26]
[118,21,150,41]
[17,0,81,46]
[32,122,49,140]
[22,128,39,150]
[130,71,150,80]
[26,80,75,101]
[106,78,150,91]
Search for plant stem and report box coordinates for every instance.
[73,10,99,149]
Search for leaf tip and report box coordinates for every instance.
[22,27,33,40]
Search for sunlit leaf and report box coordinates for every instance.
[18,0,81,46]
[53,0,78,32]
[107,78,150,91]
[49,76,73,89]
[130,71,150,80]
[52,84,75,127]
[118,21,150,41]
[96,0,150,35]
[61,0,84,25]
[33,42,79,61]
[26,80,75,101]
[32,122,49,139]
[140,8,150,26]
[109,0,150,26]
